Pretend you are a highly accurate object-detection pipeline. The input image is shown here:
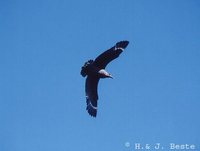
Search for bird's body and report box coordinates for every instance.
[81,41,129,117]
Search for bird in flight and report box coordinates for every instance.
[80,41,129,117]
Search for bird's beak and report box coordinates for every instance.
[109,75,113,79]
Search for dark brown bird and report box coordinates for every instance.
[81,41,129,117]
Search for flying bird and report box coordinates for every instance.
[80,41,129,117]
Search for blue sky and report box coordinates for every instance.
[0,0,200,151]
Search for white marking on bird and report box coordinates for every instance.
[114,46,125,51]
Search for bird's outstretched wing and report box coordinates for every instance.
[94,41,129,69]
[85,75,100,117]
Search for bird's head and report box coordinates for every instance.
[103,72,113,79]
[99,69,113,79]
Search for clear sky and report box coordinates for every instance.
[0,0,200,151]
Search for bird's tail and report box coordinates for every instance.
[80,60,94,77]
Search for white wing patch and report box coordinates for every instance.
[88,101,97,110]
[86,95,98,110]
[115,46,125,51]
